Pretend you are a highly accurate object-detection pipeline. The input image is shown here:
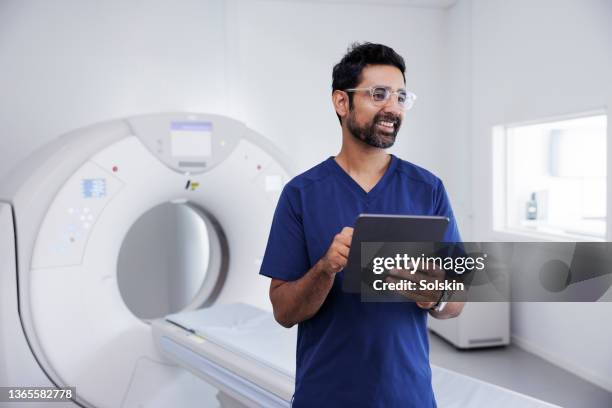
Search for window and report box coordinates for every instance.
[493,113,607,240]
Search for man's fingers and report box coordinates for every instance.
[336,232,353,247]
[336,243,350,259]
[384,276,441,302]
[324,227,356,273]
[388,267,416,279]
[331,252,348,271]
[341,226,354,237]
[335,227,353,245]
[421,267,446,279]
[416,301,436,309]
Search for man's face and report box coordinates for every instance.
[345,65,406,149]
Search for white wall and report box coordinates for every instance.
[443,0,473,239]
[468,0,612,392]
[0,0,228,178]
[224,0,451,173]
[0,0,455,180]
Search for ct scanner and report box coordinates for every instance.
[0,113,292,407]
[0,112,560,408]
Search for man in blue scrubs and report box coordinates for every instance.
[259,43,465,407]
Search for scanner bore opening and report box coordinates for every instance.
[117,202,227,320]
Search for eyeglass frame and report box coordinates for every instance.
[343,86,417,110]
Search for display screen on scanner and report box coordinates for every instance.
[170,121,212,157]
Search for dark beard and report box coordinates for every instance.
[346,111,402,149]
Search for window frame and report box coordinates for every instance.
[491,109,608,242]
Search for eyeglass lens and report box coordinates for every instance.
[371,87,409,106]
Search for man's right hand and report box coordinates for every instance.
[269,226,353,327]
[319,227,353,276]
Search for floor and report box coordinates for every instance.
[428,331,612,408]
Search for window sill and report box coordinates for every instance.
[491,227,606,243]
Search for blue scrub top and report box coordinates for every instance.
[259,155,461,408]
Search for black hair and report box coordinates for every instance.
[332,42,406,124]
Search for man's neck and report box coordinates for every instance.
[334,131,391,178]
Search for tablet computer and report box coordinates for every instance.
[342,214,449,294]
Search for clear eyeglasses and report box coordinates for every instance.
[344,86,417,111]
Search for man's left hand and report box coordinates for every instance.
[384,263,445,308]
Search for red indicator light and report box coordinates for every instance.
[257,164,262,170]
[112,166,118,172]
